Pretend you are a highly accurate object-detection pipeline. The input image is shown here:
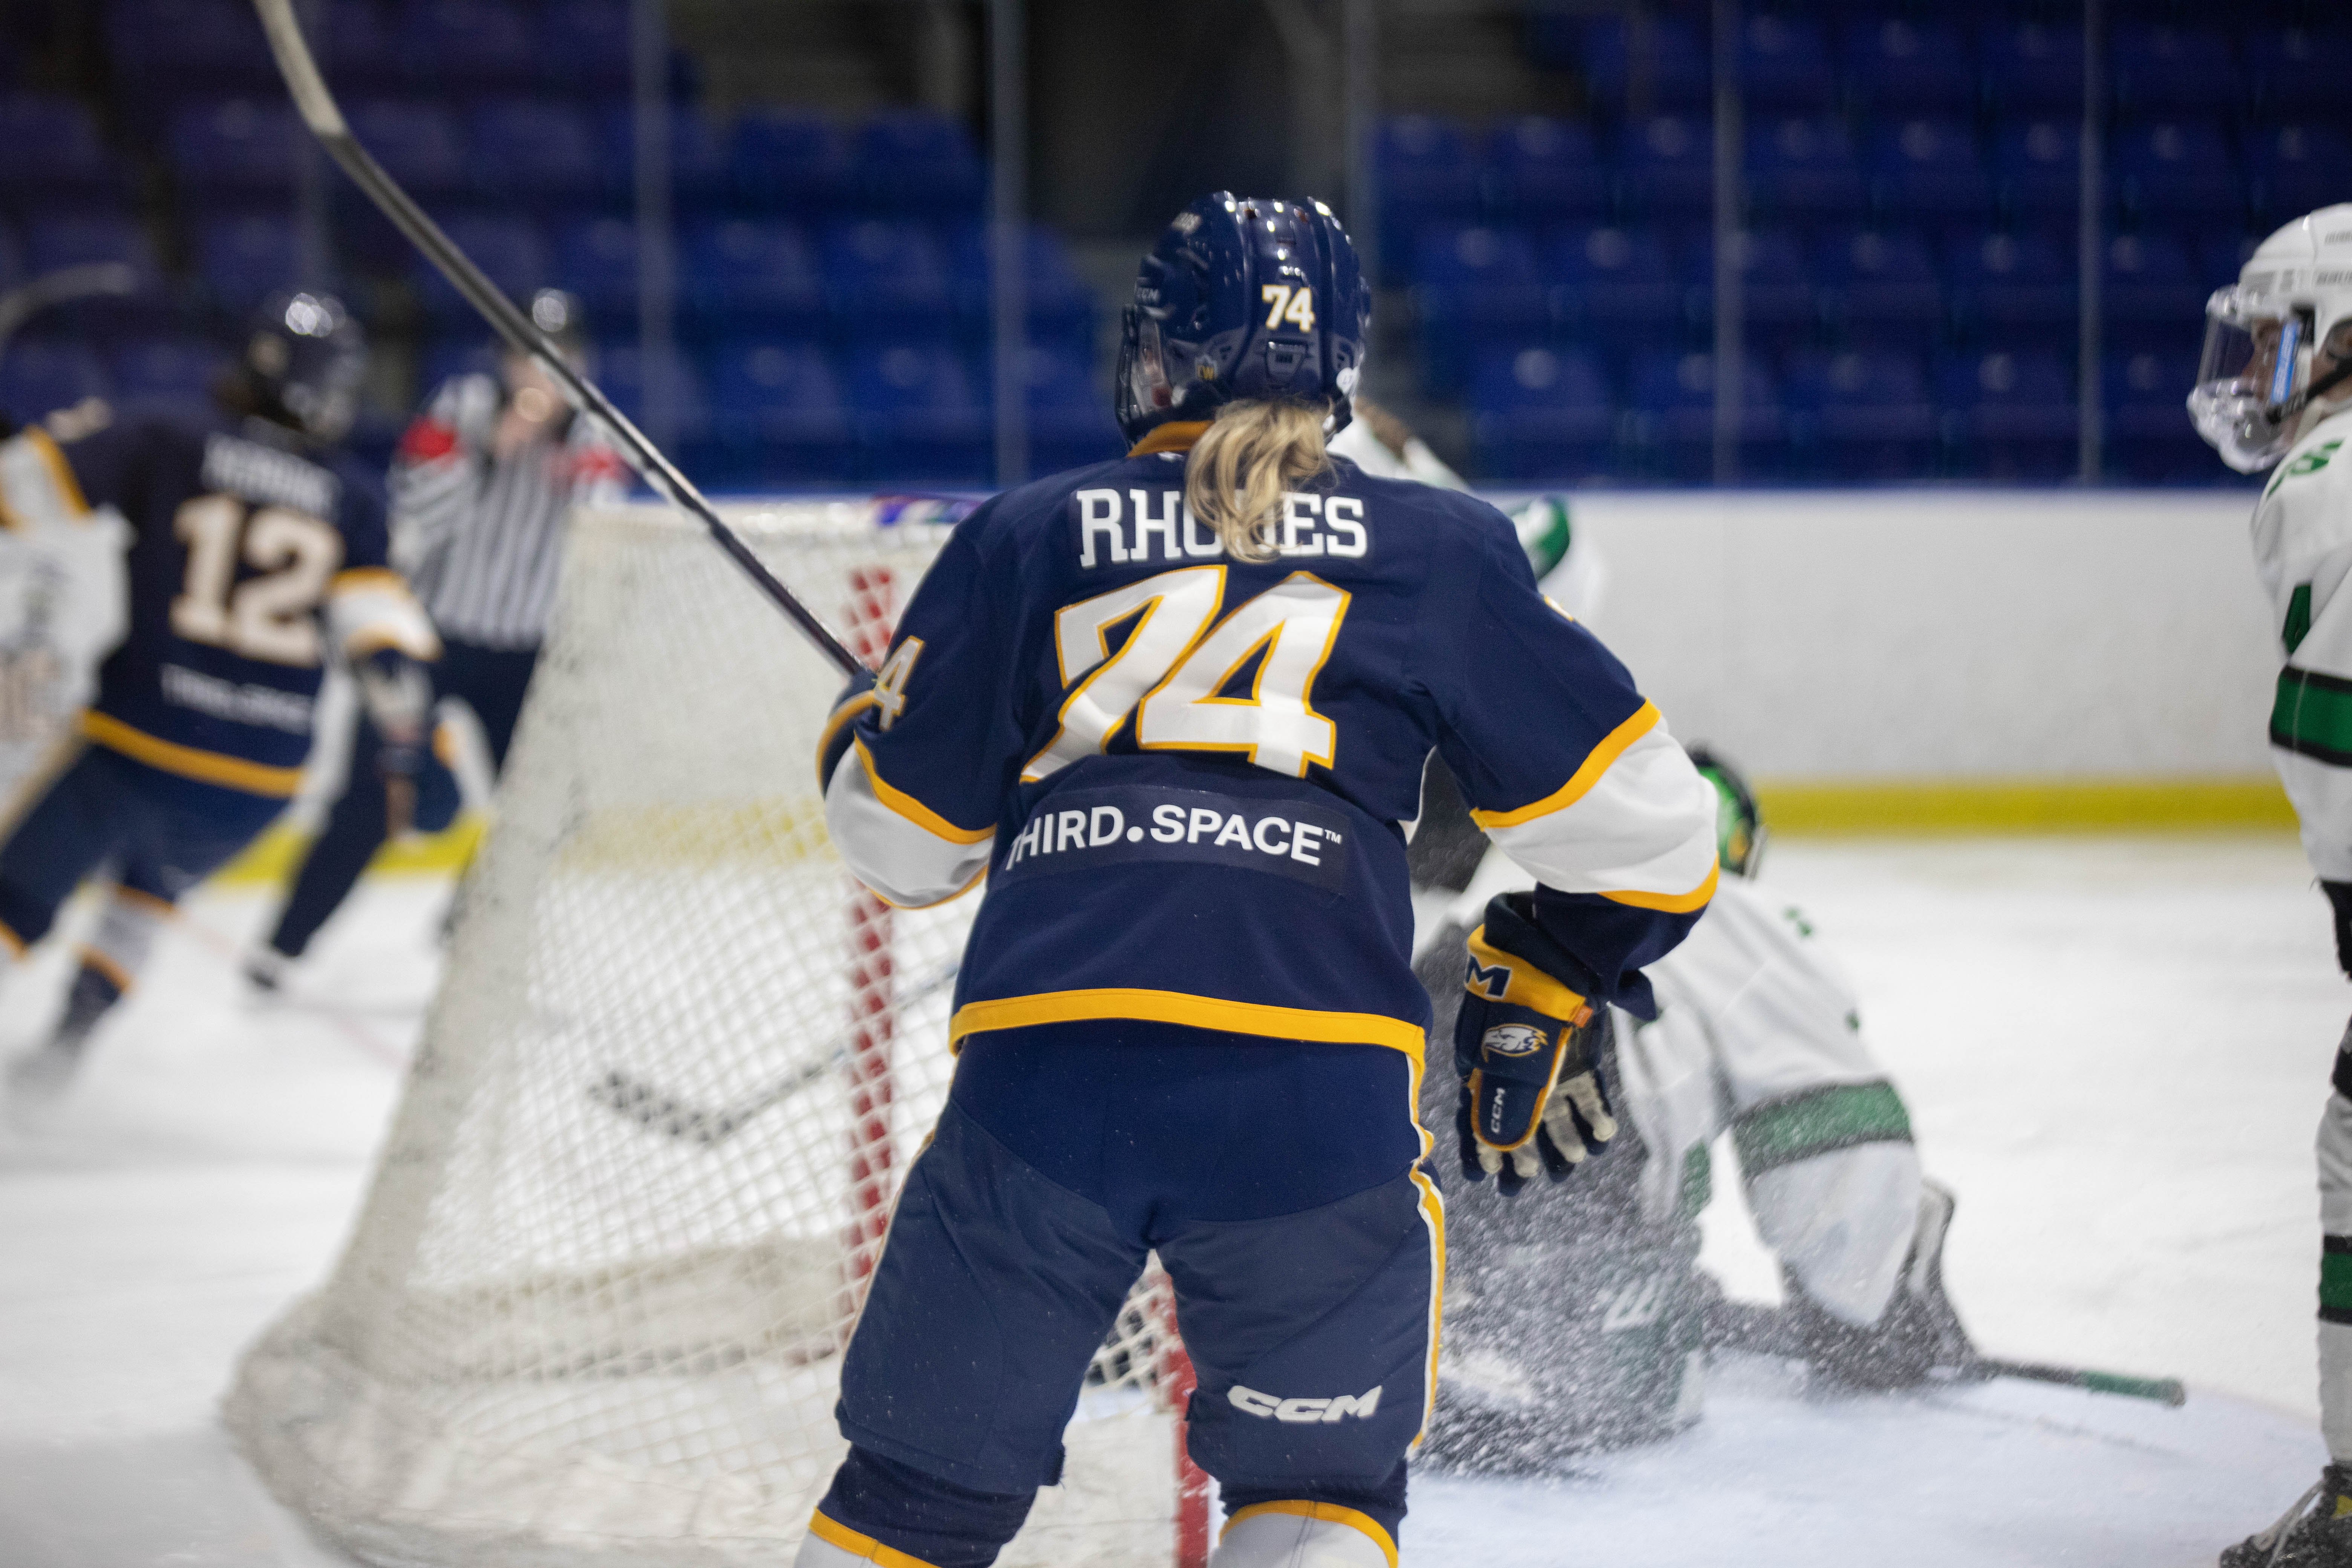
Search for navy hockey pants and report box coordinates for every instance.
[822,1020,1441,1565]
[265,639,531,959]
[0,744,282,952]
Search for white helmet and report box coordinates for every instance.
[2191,204,2352,473]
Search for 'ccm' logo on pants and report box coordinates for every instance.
[1228,1384,1383,1423]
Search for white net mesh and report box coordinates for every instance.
[226,501,1201,1568]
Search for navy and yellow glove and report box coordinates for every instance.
[1454,891,1619,1195]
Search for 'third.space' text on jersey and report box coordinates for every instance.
[822,436,1719,1061]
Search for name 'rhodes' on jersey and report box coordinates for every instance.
[819,445,1721,1062]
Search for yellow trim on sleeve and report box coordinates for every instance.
[1221,1501,1400,1568]
[29,428,91,519]
[816,690,881,790]
[1462,923,1591,1018]
[804,1509,943,1568]
[345,625,444,660]
[1127,420,1210,458]
[1601,862,1718,913]
[80,711,306,798]
[867,861,988,912]
[1469,701,1661,830]
[0,914,25,959]
[948,987,1427,1058]
[75,943,133,995]
[328,566,409,593]
[853,737,995,844]
[109,885,177,919]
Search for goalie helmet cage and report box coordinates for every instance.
[225,501,1212,1568]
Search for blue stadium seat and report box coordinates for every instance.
[1414,225,1546,395]
[847,341,988,483]
[595,104,731,214]
[398,0,540,93]
[1615,116,1713,220]
[1468,346,1618,482]
[1936,349,2076,480]
[730,110,854,216]
[170,99,303,203]
[941,225,1096,354]
[1817,228,1945,349]
[2105,233,2205,353]
[1626,350,1785,482]
[680,219,823,337]
[594,341,710,461]
[541,0,634,95]
[112,337,227,410]
[1484,118,1608,225]
[0,222,24,291]
[416,337,501,394]
[412,216,545,327]
[1012,345,1122,475]
[2197,231,2259,293]
[198,214,310,312]
[1374,117,1483,274]
[2112,25,2239,118]
[1784,348,1937,478]
[2105,350,2213,483]
[345,100,467,198]
[1868,118,1992,225]
[1742,15,1837,115]
[107,0,276,106]
[550,216,639,323]
[312,1,401,96]
[855,110,985,216]
[1947,231,2075,349]
[709,339,853,484]
[822,221,954,338]
[2116,122,2242,226]
[1992,120,2082,220]
[2247,29,2352,121]
[1981,21,2084,116]
[2244,126,2352,227]
[1684,229,1817,353]
[1564,17,1710,112]
[0,95,120,204]
[467,100,601,209]
[1747,117,1865,222]
[0,341,108,424]
[1544,225,1684,352]
[23,212,164,335]
[1842,20,1977,116]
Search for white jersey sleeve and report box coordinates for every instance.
[0,428,129,801]
[2251,406,2352,880]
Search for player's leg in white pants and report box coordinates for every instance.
[1213,1502,1397,1567]
[2316,1090,2352,1463]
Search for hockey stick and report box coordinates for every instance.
[1705,1298,2186,1407]
[591,958,961,1145]
[248,0,868,683]
[0,263,138,361]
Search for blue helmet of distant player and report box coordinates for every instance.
[233,290,367,443]
[1115,193,1372,445]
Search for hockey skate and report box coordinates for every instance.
[2222,1466,2352,1567]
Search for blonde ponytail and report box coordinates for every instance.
[1183,400,1331,563]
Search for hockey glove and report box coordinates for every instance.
[1453,891,1619,1196]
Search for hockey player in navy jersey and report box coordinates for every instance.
[801,194,1719,1568]
[0,292,439,1100]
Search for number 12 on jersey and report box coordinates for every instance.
[1022,567,1350,782]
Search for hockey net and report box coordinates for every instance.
[226,500,1210,1568]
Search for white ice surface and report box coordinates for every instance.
[0,836,2339,1565]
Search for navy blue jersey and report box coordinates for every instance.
[823,435,1718,1066]
[0,409,437,796]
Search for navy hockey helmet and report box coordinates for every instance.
[1687,745,1766,879]
[1115,193,1371,445]
[237,290,366,443]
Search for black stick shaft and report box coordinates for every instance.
[250,0,870,684]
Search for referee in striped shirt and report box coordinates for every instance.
[248,291,624,985]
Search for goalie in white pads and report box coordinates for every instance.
[1412,749,1970,1462]
[804,194,1717,1568]
[2195,204,2352,1568]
